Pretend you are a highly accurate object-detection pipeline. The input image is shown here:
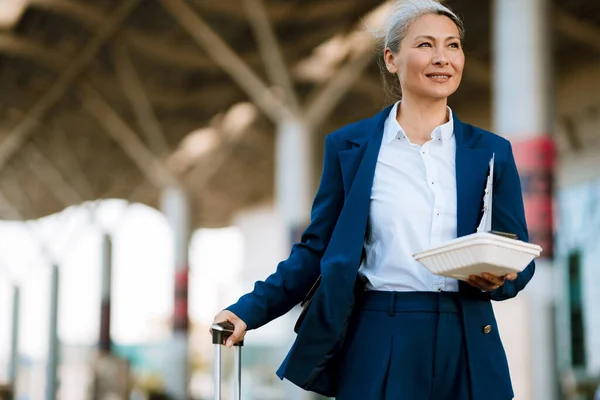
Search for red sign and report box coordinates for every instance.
[511,136,555,258]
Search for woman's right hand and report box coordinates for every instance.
[210,310,247,347]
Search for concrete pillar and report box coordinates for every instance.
[275,118,313,242]
[161,186,191,400]
[9,285,20,386]
[46,265,60,400]
[493,0,556,399]
[99,233,113,354]
[276,119,315,400]
[493,0,554,254]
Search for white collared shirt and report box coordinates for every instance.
[358,101,459,292]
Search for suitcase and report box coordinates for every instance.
[211,321,243,400]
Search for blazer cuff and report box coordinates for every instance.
[225,302,261,331]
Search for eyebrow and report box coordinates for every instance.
[413,35,461,41]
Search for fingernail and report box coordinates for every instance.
[226,340,233,348]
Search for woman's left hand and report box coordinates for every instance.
[466,272,517,292]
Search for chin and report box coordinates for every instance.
[419,92,452,101]
[422,87,458,100]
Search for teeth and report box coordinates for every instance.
[429,75,449,79]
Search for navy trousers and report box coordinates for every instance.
[336,291,471,400]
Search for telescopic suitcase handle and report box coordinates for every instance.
[212,321,243,400]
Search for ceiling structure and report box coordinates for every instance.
[0,0,598,227]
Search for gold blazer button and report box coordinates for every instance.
[483,325,492,334]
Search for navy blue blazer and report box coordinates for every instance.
[227,106,534,399]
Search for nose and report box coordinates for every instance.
[432,48,449,66]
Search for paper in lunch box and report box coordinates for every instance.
[477,154,494,234]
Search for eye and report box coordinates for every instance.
[449,42,461,49]
[417,42,432,48]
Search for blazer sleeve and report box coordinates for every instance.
[489,141,535,301]
[226,134,345,330]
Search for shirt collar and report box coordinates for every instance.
[384,101,454,144]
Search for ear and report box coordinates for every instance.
[383,48,398,74]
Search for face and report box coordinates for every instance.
[384,13,465,101]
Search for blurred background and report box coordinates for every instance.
[0,0,597,399]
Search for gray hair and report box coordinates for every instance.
[375,0,465,100]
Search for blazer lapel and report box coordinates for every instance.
[323,108,389,274]
[338,106,392,197]
[338,144,367,197]
[453,114,492,238]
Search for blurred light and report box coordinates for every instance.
[294,1,394,83]
[0,0,28,29]
[363,1,395,29]
[167,127,220,174]
[167,103,258,174]
[220,102,258,139]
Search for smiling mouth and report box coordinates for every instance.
[425,74,452,83]
[426,74,452,80]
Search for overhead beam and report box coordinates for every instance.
[555,9,600,51]
[3,109,90,205]
[0,33,241,109]
[27,0,104,26]
[243,0,300,114]
[114,43,171,156]
[0,33,66,70]
[0,190,23,220]
[304,40,375,131]
[5,111,97,201]
[0,0,141,173]
[183,141,234,192]
[25,0,331,73]
[160,0,295,123]
[27,0,258,70]
[21,143,85,206]
[124,33,223,69]
[78,83,178,189]
[86,76,240,109]
[0,29,399,114]
[301,2,397,130]
[183,108,259,191]
[51,126,96,199]
[2,167,38,219]
[27,0,494,80]
[192,0,360,24]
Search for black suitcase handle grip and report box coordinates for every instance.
[212,321,244,346]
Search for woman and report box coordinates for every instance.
[212,1,533,399]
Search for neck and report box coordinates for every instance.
[396,94,449,145]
